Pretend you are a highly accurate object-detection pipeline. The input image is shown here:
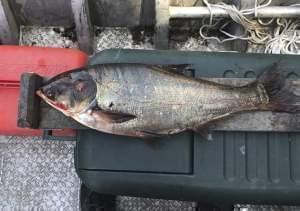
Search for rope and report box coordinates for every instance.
[265,19,300,54]
[200,0,271,44]
[199,0,300,54]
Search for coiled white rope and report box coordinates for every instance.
[200,0,272,44]
[265,18,300,54]
[199,0,300,54]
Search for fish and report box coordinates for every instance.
[36,63,299,138]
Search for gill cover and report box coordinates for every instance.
[37,69,97,115]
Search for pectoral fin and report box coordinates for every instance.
[72,110,136,135]
[99,111,136,123]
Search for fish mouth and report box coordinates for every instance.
[36,89,72,116]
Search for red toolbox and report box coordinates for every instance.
[0,45,88,136]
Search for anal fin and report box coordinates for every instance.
[193,127,213,141]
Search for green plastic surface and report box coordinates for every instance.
[75,49,300,206]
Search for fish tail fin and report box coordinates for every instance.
[258,64,300,113]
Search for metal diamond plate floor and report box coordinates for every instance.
[116,196,198,211]
[0,136,80,210]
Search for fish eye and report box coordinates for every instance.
[46,90,55,99]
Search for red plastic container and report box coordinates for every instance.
[0,45,88,136]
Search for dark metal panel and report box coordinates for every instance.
[155,0,170,49]
[71,0,94,54]
[9,0,155,28]
[140,0,155,26]
[77,130,194,173]
[10,0,74,26]
[0,0,19,44]
[77,131,300,205]
[18,73,42,129]
[290,133,300,183]
[89,0,149,27]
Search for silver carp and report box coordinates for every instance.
[37,64,299,138]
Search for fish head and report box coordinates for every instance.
[36,71,97,116]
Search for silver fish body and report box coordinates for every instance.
[86,64,268,136]
[37,63,299,138]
